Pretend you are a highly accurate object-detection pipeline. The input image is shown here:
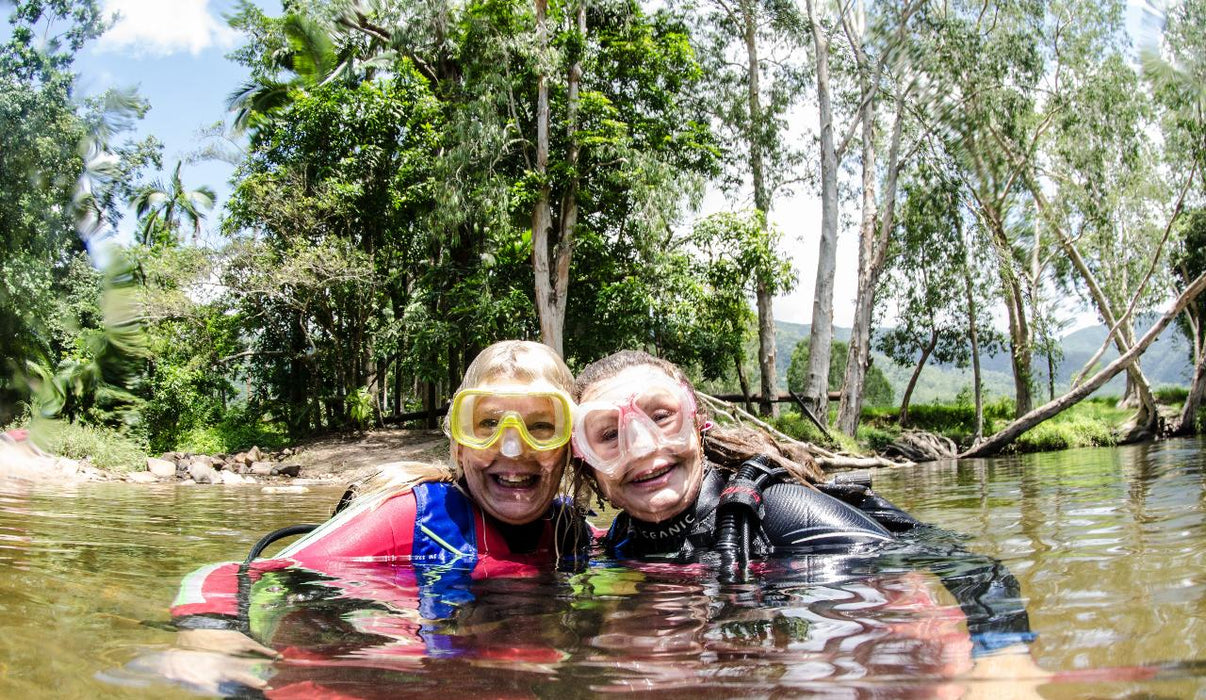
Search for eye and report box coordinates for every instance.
[650,408,676,424]
[527,420,556,438]
[477,417,499,430]
[594,426,619,445]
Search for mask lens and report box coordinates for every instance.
[450,389,571,451]
[572,378,696,474]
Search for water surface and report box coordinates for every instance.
[0,438,1202,697]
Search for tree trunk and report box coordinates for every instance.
[988,216,1034,416]
[738,0,778,418]
[803,0,838,422]
[1174,309,1204,435]
[423,380,437,430]
[899,328,938,427]
[838,96,906,435]
[1176,351,1206,435]
[963,259,984,442]
[963,270,1206,457]
[734,353,754,414]
[531,0,562,356]
[1033,187,1158,430]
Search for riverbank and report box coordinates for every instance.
[773,394,1188,458]
[1,423,450,486]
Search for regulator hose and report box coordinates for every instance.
[244,523,319,565]
[715,455,777,582]
[235,523,319,637]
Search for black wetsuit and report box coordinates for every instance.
[603,465,901,561]
[601,462,1034,655]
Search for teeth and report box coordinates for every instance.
[632,464,673,484]
[494,473,537,487]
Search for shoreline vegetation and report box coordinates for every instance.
[4,387,1195,485]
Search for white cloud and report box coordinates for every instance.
[96,0,239,56]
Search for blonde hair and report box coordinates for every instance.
[347,341,575,505]
[456,339,575,396]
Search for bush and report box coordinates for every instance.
[30,419,148,472]
[855,423,899,452]
[174,407,290,455]
[1015,414,1117,452]
[772,411,836,447]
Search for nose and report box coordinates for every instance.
[499,427,524,457]
[623,417,657,458]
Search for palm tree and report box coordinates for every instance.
[130,161,216,247]
[228,10,401,134]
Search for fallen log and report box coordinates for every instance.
[962,270,1206,458]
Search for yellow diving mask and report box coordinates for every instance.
[448,388,573,456]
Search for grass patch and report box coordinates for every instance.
[1155,385,1188,403]
[28,419,148,472]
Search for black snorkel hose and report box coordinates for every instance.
[234,523,319,636]
[715,455,778,583]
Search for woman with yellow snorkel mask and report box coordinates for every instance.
[159,341,590,694]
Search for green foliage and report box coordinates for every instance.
[787,339,893,407]
[1015,412,1119,452]
[0,0,154,425]
[174,408,289,456]
[1154,385,1189,403]
[346,386,375,429]
[771,410,836,449]
[30,418,147,473]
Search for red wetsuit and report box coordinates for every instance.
[172,480,580,623]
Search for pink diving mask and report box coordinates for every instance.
[572,376,698,477]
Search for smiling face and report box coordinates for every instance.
[453,379,568,526]
[577,365,705,523]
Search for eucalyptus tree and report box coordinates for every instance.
[800,0,924,426]
[832,0,933,435]
[1171,210,1206,434]
[1001,1,1184,436]
[910,0,1048,417]
[688,211,795,408]
[522,0,716,357]
[1145,1,1206,434]
[676,0,807,416]
[876,159,1000,426]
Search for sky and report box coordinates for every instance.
[69,0,1166,331]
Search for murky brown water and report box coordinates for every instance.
[0,438,1203,698]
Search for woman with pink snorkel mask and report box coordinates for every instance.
[570,349,1038,665]
[570,350,908,564]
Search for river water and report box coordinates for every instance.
[0,438,1202,697]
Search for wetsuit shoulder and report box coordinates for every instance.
[759,481,895,553]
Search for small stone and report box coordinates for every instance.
[189,462,219,484]
[126,472,158,484]
[247,446,264,462]
[219,471,249,485]
[250,461,274,476]
[147,458,177,478]
[271,464,301,477]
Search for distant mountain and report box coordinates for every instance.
[770,316,1193,403]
